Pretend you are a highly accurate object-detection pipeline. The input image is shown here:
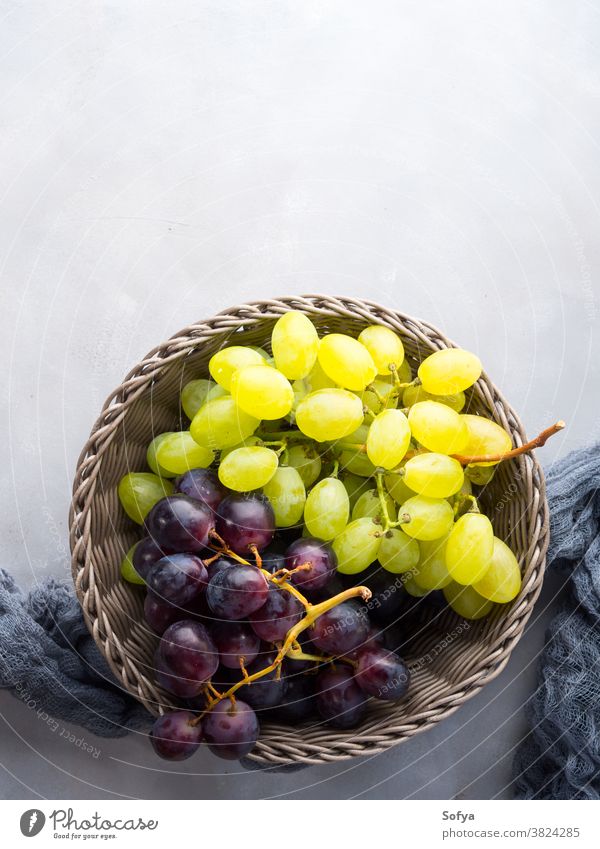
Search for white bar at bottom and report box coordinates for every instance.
[0,799,597,847]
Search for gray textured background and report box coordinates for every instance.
[1,0,598,799]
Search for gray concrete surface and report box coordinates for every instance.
[1,0,598,799]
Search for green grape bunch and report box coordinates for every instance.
[116,307,563,764]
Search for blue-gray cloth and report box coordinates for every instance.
[513,445,600,799]
[0,571,149,736]
[1,445,599,792]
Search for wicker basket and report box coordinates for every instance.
[70,295,549,766]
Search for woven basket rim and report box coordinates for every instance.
[69,294,549,765]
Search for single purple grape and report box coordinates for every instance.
[344,623,385,659]
[144,592,182,635]
[175,469,227,511]
[249,584,304,642]
[206,564,269,620]
[206,556,236,582]
[215,494,275,554]
[305,572,345,602]
[285,538,337,593]
[211,621,260,669]
[133,536,172,580]
[203,699,259,760]
[159,620,218,685]
[354,647,410,701]
[146,553,208,608]
[310,601,370,656]
[315,667,367,729]
[146,495,213,553]
[149,711,203,760]
[273,673,316,723]
[260,547,286,574]
[154,651,206,699]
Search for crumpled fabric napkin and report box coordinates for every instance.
[513,444,600,799]
[1,445,599,790]
[0,570,149,737]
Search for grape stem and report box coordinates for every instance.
[375,472,411,533]
[454,493,480,517]
[389,363,419,391]
[287,641,333,664]
[207,535,313,608]
[259,439,289,456]
[249,544,263,568]
[193,584,372,723]
[207,530,251,565]
[375,472,394,531]
[451,420,565,465]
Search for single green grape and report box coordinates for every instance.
[271,310,319,379]
[218,446,278,491]
[118,472,174,524]
[296,388,364,441]
[384,469,415,505]
[473,537,521,602]
[445,512,494,584]
[289,379,308,423]
[379,528,420,574]
[147,432,176,477]
[304,477,350,540]
[402,453,464,499]
[205,383,229,404]
[262,465,306,527]
[400,494,454,540]
[358,325,405,375]
[418,348,482,395]
[460,414,512,467]
[351,488,395,522]
[190,396,260,449]
[339,449,377,477]
[366,409,411,470]
[408,401,469,454]
[220,435,263,461]
[443,581,493,619]
[414,537,452,590]
[248,345,271,360]
[396,358,412,384]
[402,384,465,413]
[285,443,322,487]
[403,574,429,597]
[337,423,376,476]
[333,517,382,574]
[359,378,399,414]
[181,379,218,419]
[318,333,377,391]
[209,346,266,390]
[120,542,145,585]
[155,431,214,476]
[465,464,497,486]
[341,472,373,510]
[306,359,336,391]
[231,364,294,420]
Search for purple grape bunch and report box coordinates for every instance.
[119,418,413,763]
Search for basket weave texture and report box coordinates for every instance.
[70,295,549,765]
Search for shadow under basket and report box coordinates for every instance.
[70,295,549,766]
